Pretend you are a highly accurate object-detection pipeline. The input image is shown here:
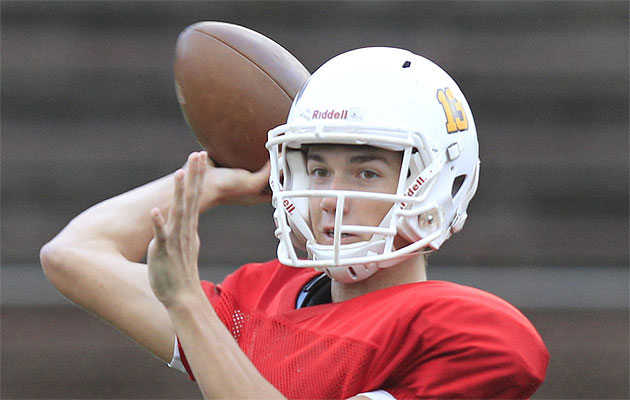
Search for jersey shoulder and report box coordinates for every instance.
[388,281,546,354]
[343,280,531,326]
[395,281,549,398]
[200,259,318,314]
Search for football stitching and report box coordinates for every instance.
[193,29,294,102]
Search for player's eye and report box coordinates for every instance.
[359,170,379,179]
[309,167,330,178]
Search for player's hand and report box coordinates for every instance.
[199,156,272,209]
[147,152,207,307]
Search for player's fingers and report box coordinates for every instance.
[190,153,207,233]
[197,152,207,194]
[251,161,272,193]
[182,152,206,236]
[190,151,205,195]
[181,153,200,234]
[184,153,204,234]
[150,207,167,247]
[184,153,199,199]
[205,153,217,168]
[169,169,186,234]
[254,160,271,178]
[196,152,208,197]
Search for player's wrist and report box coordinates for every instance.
[162,286,208,313]
[198,185,223,211]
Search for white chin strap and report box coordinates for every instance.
[308,239,386,283]
[319,263,380,283]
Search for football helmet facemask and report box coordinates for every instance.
[266,47,479,283]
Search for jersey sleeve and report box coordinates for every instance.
[385,286,549,399]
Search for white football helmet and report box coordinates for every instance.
[266,47,479,283]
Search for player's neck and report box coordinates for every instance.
[330,255,427,303]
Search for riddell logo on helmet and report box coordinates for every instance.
[312,109,348,120]
[283,199,296,215]
[399,175,426,208]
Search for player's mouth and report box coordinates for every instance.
[320,227,357,244]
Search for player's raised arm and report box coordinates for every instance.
[39,151,270,363]
[40,168,182,361]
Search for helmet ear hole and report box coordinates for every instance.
[451,175,466,198]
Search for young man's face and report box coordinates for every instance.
[306,145,402,245]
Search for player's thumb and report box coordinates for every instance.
[252,160,271,184]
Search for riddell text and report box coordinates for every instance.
[312,109,348,120]
[400,176,426,208]
[283,199,296,215]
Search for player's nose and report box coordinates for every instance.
[320,176,350,215]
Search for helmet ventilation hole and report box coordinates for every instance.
[402,61,411,68]
[348,267,358,280]
[451,175,466,198]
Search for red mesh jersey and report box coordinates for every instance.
[178,260,549,399]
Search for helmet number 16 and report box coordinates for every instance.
[437,88,469,133]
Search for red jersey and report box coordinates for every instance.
[178,260,548,399]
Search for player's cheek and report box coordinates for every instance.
[369,200,393,226]
[308,198,319,229]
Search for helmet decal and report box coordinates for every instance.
[436,87,469,133]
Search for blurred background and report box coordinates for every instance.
[1,1,628,398]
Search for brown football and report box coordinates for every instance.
[174,21,310,171]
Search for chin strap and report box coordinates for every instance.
[319,263,380,283]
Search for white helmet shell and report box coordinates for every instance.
[266,47,479,283]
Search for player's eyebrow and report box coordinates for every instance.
[305,147,394,165]
[305,153,325,163]
[348,154,392,165]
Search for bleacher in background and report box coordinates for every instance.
[1,1,628,399]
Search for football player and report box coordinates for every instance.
[41,47,548,399]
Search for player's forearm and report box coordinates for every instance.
[40,168,195,367]
[48,173,178,261]
[50,167,223,262]
[166,291,285,400]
